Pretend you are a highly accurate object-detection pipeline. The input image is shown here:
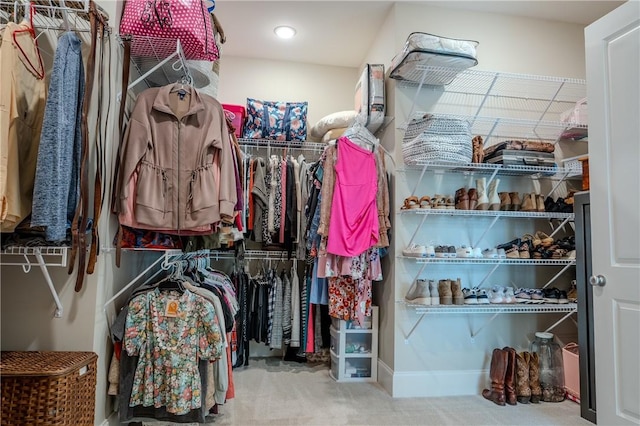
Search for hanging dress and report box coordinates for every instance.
[326,137,379,257]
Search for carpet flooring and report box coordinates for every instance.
[213,358,592,425]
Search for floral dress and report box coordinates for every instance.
[125,288,224,415]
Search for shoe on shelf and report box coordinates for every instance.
[455,188,469,210]
[471,247,483,258]
[419,196,432,210]
[483,248,498,258]
[520,193,536,212]
[429,280,440,306]
[476,178,489,210]
[509,192,521,211]
[488,178,501,211]
[557,290,569,304]
[401,196,420,210]
[489,286,505,304]
[447,246,457,258]
[438,279,453,305]
[468,188,478,210]
[504,287,517,304]
[425,245,436,258]
[463,288,478,304]
[519,238,532,259]
[497,248,507,258]
[514,288,532,303]
[497,238,521,259]
[567,280,578,302]
[405,279,430,305]
[543,288,560,304]
[435,245,448,258]
[476,288,490,304]
[499,192,512,211]
[536,194,546,212]
[452,278,465,305]
[456,246,473,258]
[403,243,427,258]
[529,289,544,303]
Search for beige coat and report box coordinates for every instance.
[115,84,237,230]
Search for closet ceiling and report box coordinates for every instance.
[214,0,625,68]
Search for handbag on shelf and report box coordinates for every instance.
[402,114,473,165]
[119,0,219,61]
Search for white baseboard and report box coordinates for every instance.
[377,359,487,398]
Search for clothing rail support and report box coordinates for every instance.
[549,217,571,239]
[407,213,428,247]
[410,162,428,197]
[405,67,430,127]
[470,311,501,338]
[103,251,172,311]
[473,215,500,249]
[473,72,500,122]
[534,80,565,132]
[476,261,503,289]
[34,249,64,318]
[547,171,571,198]
[403,312,426,343]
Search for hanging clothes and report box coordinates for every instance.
[29,31,84,241]
[0,21,46,233]
[326,136,379,257]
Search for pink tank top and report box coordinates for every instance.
[326,136,379,256]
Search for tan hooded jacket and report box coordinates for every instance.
[115,84,237,230]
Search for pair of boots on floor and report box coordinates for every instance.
[483,347,541,406]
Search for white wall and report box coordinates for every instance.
[217,56,359,132]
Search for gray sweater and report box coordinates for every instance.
[31,32,84,241]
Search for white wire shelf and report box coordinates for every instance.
[397,208,574,220]
[238,138,327,152]
[117,247,296,260]
[0,246,69,267]
[398,256,576,266]
[399,301,578,314]
[1,0,108,32]
[398,160,577,178]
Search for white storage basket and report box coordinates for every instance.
[402,114,473,165]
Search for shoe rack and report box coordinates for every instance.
[396,66,585,342]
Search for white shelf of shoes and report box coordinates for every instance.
[398,256,576,265]
[400,302,577,314]
[398,209,574,220]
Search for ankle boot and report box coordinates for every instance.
[476,178,489,210]
[536,194,546,212]
[482,348,508,406]
[488,179,501,211]
[451,278,464,305]
[455,187,469,210]
[438,279,452,305]
[509,192,521,211]
[516,351,531,403]
[529,352,542,403]
[498,192,511,211]
[468,188,478,210]
[520,193,536,212]
[502,347,517,405]
[429,280,440,306]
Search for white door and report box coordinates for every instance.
[585,2,640,425]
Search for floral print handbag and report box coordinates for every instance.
[242,98,308,142]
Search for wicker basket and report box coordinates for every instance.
[1,351,98,425]
[402,114,473,165]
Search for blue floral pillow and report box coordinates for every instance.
[242,98,308,141]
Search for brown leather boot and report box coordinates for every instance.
[529,352,542,403]
[438,279,452,305]
[498,192,511,211]
[482,348,508,406]
[502,347,517,405]
[516,351,531,403]
[509,192,521,211]
[520,193,536,212]
[468,188,478,210]
[451,278,464,305]
[455,187,469,210]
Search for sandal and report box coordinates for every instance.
[419,196,431,209]
[433,195,447,210]
[401,196,420,210]
[446,196,455,210]
[534,231,554,248]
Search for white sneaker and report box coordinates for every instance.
[456,246,473,258]
[490,286,505,303]
[471,247,483,258]
[504,287,517,304]
[463,288,478,304]
[405,279,430,305]
[425,245,436,258]
[483,248,498,258]
[403,244,427,258]
[476,288,490,304]
[497,248,507,258]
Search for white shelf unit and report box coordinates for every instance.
[329,306,378,383]
[396,67,582,344]
[399,65,587,145]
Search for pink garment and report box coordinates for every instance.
[305,304,315,353]
[326,137,379,256]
